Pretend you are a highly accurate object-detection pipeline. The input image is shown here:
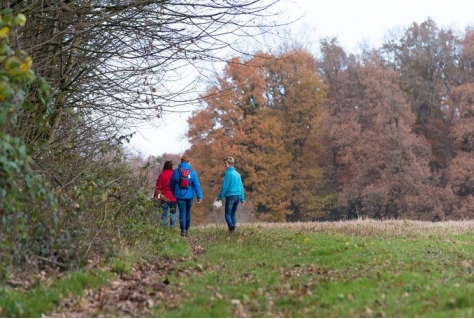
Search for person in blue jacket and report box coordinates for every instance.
[170,155,203,237]
[215,156,245,233]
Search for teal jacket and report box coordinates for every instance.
[217,166,245,201]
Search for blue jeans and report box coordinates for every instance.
[160,201,177,227]
[225,195,240,228]
[177,199,194,231]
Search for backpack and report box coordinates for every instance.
[178,168,192,189]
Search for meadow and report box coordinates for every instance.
[2,219,474,317]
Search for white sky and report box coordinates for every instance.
[128,0,474,158]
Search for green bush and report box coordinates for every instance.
[0,10,174,281]
[0,10,66,277]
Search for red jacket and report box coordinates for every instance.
[153,169,177,202]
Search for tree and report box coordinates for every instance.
[446,27,474,219]
[319,40,444,220]
[5,0,284,148]
[318,38,362,219]
[381,19,474,219]
[186,49,328,222]
[263,49,327,221]
[382,18,462,183]
[187,54,292,222]
[0,11,67,271]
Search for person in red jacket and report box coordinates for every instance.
[153,160,177,227]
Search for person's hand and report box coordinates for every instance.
[197,199,202,204]
[240,200,245,206]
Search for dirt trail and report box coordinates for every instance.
[45,237,205,318]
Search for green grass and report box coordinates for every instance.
[0,223,188,318]
[3,220,474,317]
[109,227,190,275]
[0,270,110,317]
[153,222,474,317]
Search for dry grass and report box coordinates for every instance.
[198,219,474,239]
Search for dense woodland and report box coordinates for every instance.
[187,19,474,224]
[1,0,474,272]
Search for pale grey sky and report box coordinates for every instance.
[128,0,474,157]
[285,0,474,51]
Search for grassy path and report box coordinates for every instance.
[151,221,474,317]
[3,220,474,317]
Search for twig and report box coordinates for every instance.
[86,230,101,258]
[32,254,65,268]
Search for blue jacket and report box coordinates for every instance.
[170,162,203,200]
[217,166,245,201]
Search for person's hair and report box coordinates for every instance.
[163,160,174,170]
[224,156,234,165]
[181,155,190,163]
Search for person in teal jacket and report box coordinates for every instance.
[170,155,203,237]
[215,156,245,233]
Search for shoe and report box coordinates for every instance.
[181,230,185,237]
[185,230,189,237]
[229,226,235,233]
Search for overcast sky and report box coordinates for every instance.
[128,0,474,158]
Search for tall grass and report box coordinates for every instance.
[201,219,474,238]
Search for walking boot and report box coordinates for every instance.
[181,230,185,237]
[185,230,189,237]
[229,226,235,233]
